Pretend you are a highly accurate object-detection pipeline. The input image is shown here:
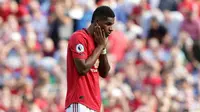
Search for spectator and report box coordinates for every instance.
[163,10,183,42]
[124,17,143,40]
[178,0,197,17]
[108,29,128,62]
[29,0,48,43]
[147,16,168,43]
[158,0,177,11]
[180,11,200,41]
[131,0,151,24]
[48,1,73,49]
[75,4,93,30]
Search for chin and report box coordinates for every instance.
[106,34,110,37]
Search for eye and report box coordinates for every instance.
[106,22,112,26]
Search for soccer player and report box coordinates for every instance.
[65,6,115,112]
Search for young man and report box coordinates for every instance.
[65,6,115,112]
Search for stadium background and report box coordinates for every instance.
[0,0,200,111]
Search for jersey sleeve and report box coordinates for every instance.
[69,33,88,59]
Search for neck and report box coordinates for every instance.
[86,24,95,37]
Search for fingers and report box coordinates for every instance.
[94,32,98,42]
[94,23,107,47]
[102,29,106,38]
[94,32,97,37]
[95,24,102,37]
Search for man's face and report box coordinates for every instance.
[97,17,115,37]
[186,12,193,21]
[151,20,159,29]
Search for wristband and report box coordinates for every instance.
[101,48,107,54]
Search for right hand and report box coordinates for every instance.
[94,23,107,48]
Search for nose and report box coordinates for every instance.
[109,26,113,32]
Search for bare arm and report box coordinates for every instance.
[98,53,110,78]
[74,45,104,75]
[73,23,108,76]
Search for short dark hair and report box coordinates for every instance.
[151,16,158,22]
[91,6,115,23]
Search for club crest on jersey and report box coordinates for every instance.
[76,44,84,53]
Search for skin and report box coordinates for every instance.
[73,17,115,78]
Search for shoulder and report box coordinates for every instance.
[69,30,88,42]
[159,25,167,30]
[70,30,86,39]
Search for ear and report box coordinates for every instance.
[94,18,100,24]
[94,21,100,27]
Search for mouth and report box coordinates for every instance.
[107,32,111,36]
[106,33,110,37]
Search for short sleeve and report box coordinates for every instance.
[69,33,88,59]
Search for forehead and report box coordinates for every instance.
[101,17,115,24]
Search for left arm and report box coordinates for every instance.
[94,23,111,78]
[98,52,110,78]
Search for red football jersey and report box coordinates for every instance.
[65,29,101,111]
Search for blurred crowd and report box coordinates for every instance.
[0,0,200,112]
